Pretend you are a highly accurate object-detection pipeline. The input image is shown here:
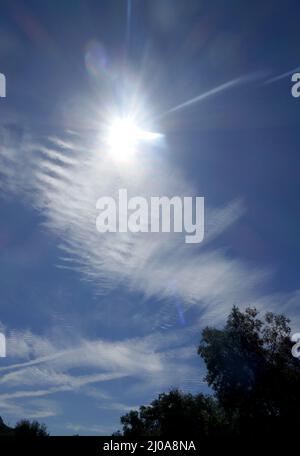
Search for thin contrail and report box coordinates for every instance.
[156,73,266,120]
[263,65,300,85]
[166,78,241,115]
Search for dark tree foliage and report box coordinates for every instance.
[118,307,300,438]
[14,419,49,437]
[120,389,227,437]
[0,416,14,436]
[199,307,300,436]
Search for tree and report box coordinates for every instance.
[119,389,227,437]
[198,307,300,436]
[14,419,49,437]
[0,416,14,436]
[118,307,300,438]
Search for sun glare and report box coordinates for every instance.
[105,116,162,163]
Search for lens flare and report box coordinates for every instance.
[105,116,162,162]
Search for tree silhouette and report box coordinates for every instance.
[118,307,300,437]
[120,389,227,437]
[198,307,300,436]
[14,420,49,437]
[0,416,14,436]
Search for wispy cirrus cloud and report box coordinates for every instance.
[0,328,204,425]
[0,111,277,432]
[0,124,268,318]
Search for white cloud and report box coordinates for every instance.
[0,120,285,432]
[0,328,204,423]
[0,126,267,314]
[65,422,115,435]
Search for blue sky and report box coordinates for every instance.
[0,0,300,435]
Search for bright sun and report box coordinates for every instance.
[105,116,162,163]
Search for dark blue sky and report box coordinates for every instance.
[0,0,299,435]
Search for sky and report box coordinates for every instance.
[0,0,300,435]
